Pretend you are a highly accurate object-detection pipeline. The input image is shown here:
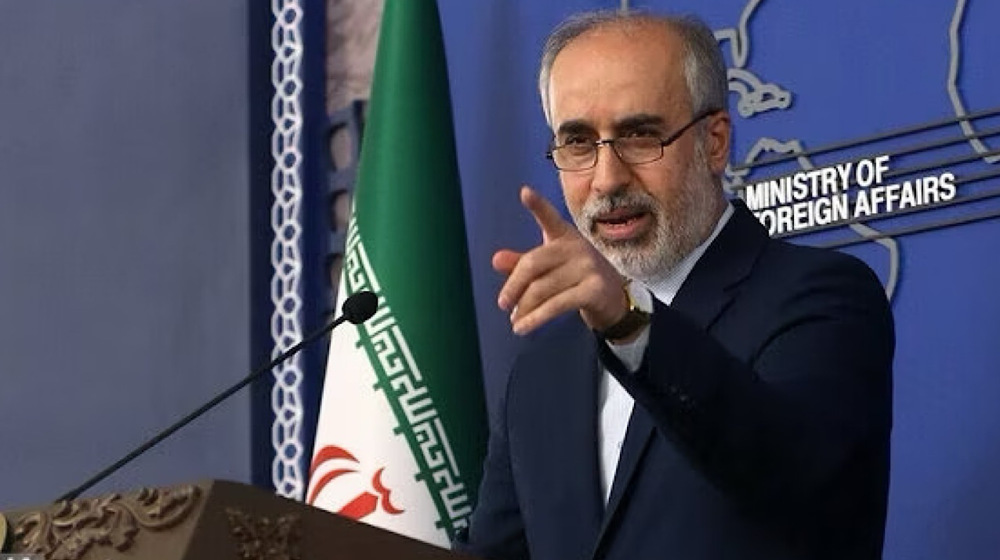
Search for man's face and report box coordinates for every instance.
[547,24,727,282]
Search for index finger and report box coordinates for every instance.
[520,186,572,243]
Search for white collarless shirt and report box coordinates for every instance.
[597,203,734,501]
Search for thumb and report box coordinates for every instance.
[521,186,572,244]
[491,249,522,276]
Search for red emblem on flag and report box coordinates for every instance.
[307,445,404,520]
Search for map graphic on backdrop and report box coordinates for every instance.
[712,0,998,300]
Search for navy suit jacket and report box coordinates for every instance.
[455,202,894,560]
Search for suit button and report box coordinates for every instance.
[677,392,696,411]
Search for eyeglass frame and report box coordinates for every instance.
[544,109,721,172]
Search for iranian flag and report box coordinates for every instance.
[306,0,487,547]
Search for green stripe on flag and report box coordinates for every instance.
[348,0,487,539]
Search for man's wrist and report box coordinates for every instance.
[597,281,652,342]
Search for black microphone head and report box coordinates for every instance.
[342,290,378,324]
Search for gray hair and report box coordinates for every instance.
[538,10,728,123]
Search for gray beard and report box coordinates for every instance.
[573,148,721,284]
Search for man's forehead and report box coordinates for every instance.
[546,23,689,127]
[550,21,684,76]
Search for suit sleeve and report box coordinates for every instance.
[452,370,530,560]
[599,254,894,525]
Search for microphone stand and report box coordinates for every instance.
[55,296,372,503]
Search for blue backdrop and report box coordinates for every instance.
[437,1,1000,558]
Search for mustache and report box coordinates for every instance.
[580,190,659,226]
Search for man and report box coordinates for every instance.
[454,10,894,560]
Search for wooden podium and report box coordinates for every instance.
[1,480,479,559]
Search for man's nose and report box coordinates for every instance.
[590,141,632,195]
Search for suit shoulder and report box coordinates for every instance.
[762,238,885,290]
[742,239,893,329]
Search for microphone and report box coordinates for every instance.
[55,290,379,503]
[340,289,378,325]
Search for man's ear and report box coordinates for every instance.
[705,111,732,175]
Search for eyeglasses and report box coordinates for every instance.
[545,110,719,172]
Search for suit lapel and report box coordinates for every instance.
[531,318,604,542]
[591,202,769,556]
[601,392,655,522]
[669,201,767,327]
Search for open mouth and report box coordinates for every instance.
[592,209,652,241]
